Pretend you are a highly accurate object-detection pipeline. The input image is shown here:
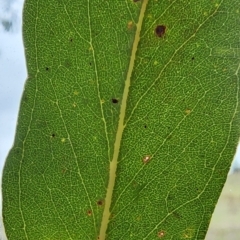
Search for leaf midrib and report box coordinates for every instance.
[98,1,149,239]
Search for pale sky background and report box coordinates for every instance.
[0,0,239,239]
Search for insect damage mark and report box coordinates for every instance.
[128,21,134,30]
[87,210,92,216]
[155,25,166,37]
[142,155,151,164]
[112,98,119,104]
[97,200,104,206]
[51,133,56,138]
[158,230,166,238]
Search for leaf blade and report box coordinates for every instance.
[2,0,240,240]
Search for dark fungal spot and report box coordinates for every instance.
[112,98,118,104]
[191,56,195,60]
[51,133,56,138]
[97,200,104,206]
[69,38,73,42]
[155,25,166,37]
[144,125,147,128]
[46,67,49,71]
[87,210,92,216]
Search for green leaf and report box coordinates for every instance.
[2,0,240,239]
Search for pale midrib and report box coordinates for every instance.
[98,1,149,239]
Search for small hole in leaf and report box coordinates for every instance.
[155,25,166,37]
[112,98,118,104]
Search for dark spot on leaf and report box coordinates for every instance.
[87,210,92,216]
[51,133,56,138]
[46,67,49,71]
[155,25,166,37]
[89,62,92,66]
[191,56,195,60]
[70,38,73,42]
[97,200,104,206]
[112,98,118,104]
[144,125,147,128]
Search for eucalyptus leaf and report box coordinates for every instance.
[2,0,240,239]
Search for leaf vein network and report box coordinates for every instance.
[124,0,223,127]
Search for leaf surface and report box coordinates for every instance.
[2,0,240,239]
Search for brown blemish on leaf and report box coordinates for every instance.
[142,155,151,164]
[97,200,104,206]
[87,210,92,216]
[128,21,134,30]
[155,25,166,37]
[158,230,165,238]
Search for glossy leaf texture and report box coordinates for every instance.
[2,0,240,239]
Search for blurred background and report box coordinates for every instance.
[0,0,239,239]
